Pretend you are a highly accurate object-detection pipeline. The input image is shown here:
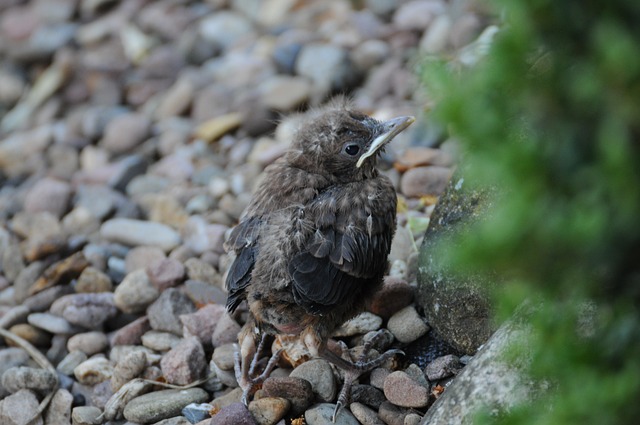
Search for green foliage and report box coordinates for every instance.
[422,0,640,423]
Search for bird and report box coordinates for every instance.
[224,100,415,421]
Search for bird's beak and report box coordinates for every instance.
[356,115,415,168]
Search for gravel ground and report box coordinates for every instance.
[0,1,491,424]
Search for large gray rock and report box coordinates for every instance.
[416,173,498,354]
[419,319,538,425]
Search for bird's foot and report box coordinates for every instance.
[324,330,404,422]
[234,334,283,405]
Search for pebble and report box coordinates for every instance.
[75,266,113,293]
[295,43,356,97]
[7,323,50,347]
[23,177,72,218]
[404,413,423,425]
[211,313,242,348]
[289,359,337,402]
[209,402,257,425]
[400,166,454,197]
[50,292,118,329]
[27,312,82,334]
[74,356,114,385]
[101,112,151,154]
[383,370,430,408]
[181,303,225,346]
[71,406,102,425]
[148,287,196,335]
[211,387,243,410]
[425,354,462,381]
[369,368,391,391]
[67,331,109,355]
[146,257,185,290]
[1,366,58,394]
[260,76,312,111]
[350,384,386,409]
[57,350,88,376]
[305,403,360,425]
[0,389,42,425]
[111,350,147,391]
[123,388,210,424]
[44,388,74,424]
[125,245,167,273]
[160,337,206,386]
[142,330,182,352]
[111,315,151,346]
[248,397,291,425]
[349,402,385,425]
[378,401,411,425]
[262,377,314,416]
[387,305,430,344]
[184,257,223,286]
[332,312,382,337]
[181,402,213,423]
[113,269,160,314]
[101,218,181,252]
[210,359,238,388]
[393,0,445,31]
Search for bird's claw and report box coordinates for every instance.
[233,336,283,406]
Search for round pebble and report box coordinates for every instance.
[383,370,430,408]
[387,305,430,344]
[305,403,360,425]
[290,359,337,403]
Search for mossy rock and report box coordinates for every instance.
[416,171,498,355]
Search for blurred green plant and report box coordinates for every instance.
[422,0,640,423]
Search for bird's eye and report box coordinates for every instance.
[344,144,360,156]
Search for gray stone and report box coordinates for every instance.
[211,313,241,348]
[113,269,160,314]
[209,402,257,425]
[1,366,58,394]
[160,337,206,386]
[67,331,109,356]
[101,218,181,252]
[23,177,71,218]
[44,388,73,424]
[419,321,538,425]
[383,371,430,408]
[181,402,212,423]
[262,377,314,416]
[141,330,182,352]
[199,11,253,50]
[290,359,337,402]
[148,288,196,335]
[305,403,359,425]
[425,355,462,381]
[349,402,385,425]
[101,112,151,154]
[387,306,430,344]
[57,351,88,376]
[416,175,498,354]
[27,312,82,334]
[295,43,359,100]
[0,389,42,425]
[50,293,117,329]
[73,357,113,385]
[123,388,209,423]
[71,405,101,425]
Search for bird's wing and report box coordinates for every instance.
[288,182,396,315]
[224,216,261,312]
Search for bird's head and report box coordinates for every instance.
[289,107,415,182]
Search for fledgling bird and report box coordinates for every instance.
[224,102,414,420]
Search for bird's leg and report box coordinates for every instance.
[319,330,404,422]
[234,332,283,405]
